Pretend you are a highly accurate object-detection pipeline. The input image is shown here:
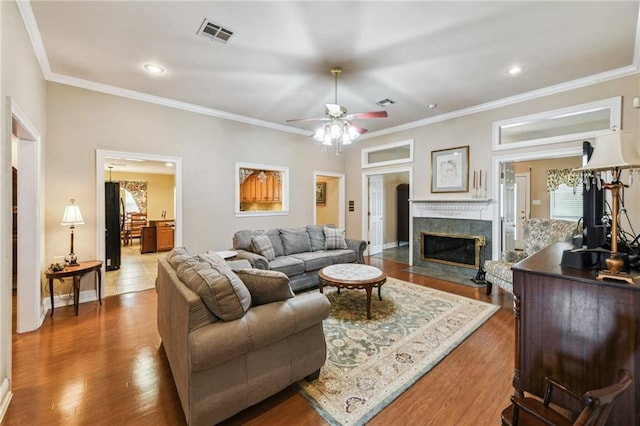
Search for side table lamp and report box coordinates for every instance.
[575,129,640,284]
[61,199,84,266]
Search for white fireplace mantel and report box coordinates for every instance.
[410,198,494,220]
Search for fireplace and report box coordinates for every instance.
[421,232,486,269]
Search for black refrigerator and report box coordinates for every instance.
[105,182,121,270]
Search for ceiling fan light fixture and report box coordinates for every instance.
[330,122,342,139]
[342,132,352,145]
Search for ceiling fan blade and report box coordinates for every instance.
[348,122,368,136]
[346,110,388,120]
[286,117,329,123]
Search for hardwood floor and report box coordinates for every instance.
[3,257,515,425]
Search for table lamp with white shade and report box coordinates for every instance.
[61,199,84,266]
[575,129,640,284]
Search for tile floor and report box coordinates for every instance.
[104,241,164,297]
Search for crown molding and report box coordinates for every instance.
[47,72,310,136]
[18,1,640,140]
[362,64,640,141]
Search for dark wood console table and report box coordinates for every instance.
[512,242,638,425]
[45,260,103,316]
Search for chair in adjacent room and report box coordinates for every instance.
[501,369,632,425]
[127,212,147,245]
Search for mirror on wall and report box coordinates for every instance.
[235,162,289,217]
[362,139,414,168]
[492,97,621,151]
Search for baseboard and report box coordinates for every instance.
[0,378,12,422]
[42,289,100,312]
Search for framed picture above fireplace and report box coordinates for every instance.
[431,145,469,193]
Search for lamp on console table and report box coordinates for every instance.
[575,129,640,284]
[61,199,84,266]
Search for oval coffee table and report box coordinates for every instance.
[318,263,387,319]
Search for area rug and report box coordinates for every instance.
[296,277,499,425]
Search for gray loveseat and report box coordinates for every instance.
[232,225,367,292]
[156,248,330,426]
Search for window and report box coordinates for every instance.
[550,184,583,221]
[235,162,289,217]
[123,189,140,214]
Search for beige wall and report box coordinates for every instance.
[45,83,345,264]
[514,156,582,219]
[315,176,339,226]
[1,0,48,410]
[344,74,640,242]
[105,171,175,220]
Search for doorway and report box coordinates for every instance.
[361,166,413,261]
[492,147,582,260]
[11,99,44,334]
[313,172,345,228]
[96,150,182,300]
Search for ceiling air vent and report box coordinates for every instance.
[376,98,396,107]
[197,19,234,44]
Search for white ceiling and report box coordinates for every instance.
[22,1,640,140]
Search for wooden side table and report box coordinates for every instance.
[45,260,103,316]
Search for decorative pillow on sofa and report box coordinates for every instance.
[306,225,327,252]
[324,227,348,250]
[280,228,312,255]
[176,255,252,321]
[166,247,192,269]
[250,235,276,261]
[235,269,294,306]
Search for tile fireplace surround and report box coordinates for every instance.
[411,199,494,280]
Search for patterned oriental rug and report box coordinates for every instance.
[296,277,499,425]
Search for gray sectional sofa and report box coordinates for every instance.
[231,225,367,292]
[156,248,330,426]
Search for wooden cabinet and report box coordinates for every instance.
[141,220,174,253]
[240,172,281,203]
[157,226,174,251]
[512,242,639,425]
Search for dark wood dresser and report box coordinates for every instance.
[511,242,639,425]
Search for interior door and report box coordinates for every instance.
[514,173,531,250]
[501,162,516,254]
[368,175,384,255]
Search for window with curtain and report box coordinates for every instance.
[547,169,582,221]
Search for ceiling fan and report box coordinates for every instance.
[287,67,388,153]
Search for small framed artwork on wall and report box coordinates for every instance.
[316,182,326,206]
[431,145,469,193]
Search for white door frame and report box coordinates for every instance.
[492,146,581,260]
[361,165,413,258]
[12,98,44,333]
[313,171,345,228]
[95,150,183,300]
[514,172,531,250]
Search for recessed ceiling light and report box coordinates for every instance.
[427,103,438,110]
[165,163,174,167]
[507,65,525,75]
[144,64,165,74]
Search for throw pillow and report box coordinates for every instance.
[250,235,276,261]
[280,228,312,255]
[177,256,252,321]
[324,227,348,250]
[306,225,326,252]
[235,269,294,306]
[166,247,191,269]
